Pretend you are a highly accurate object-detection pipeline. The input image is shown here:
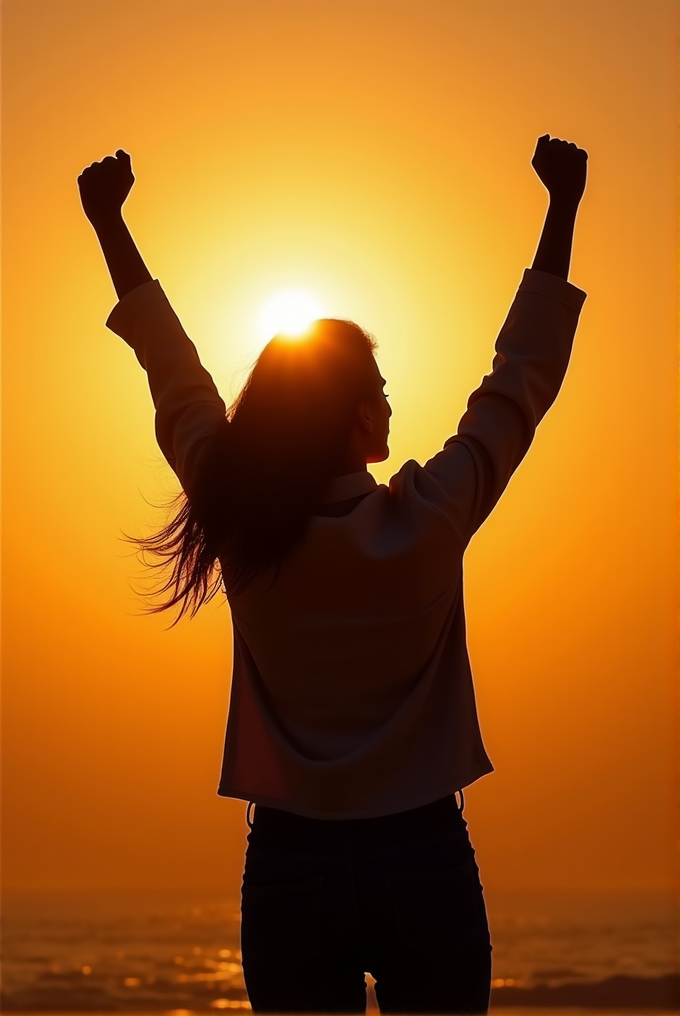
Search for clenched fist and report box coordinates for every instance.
[78,150,135,226]
[532,135,587,206]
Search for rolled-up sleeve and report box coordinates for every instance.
[421,269,587,543]
[106,280,227,490]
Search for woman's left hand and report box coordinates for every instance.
[78,149,135,226]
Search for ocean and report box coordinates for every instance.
[2,888,677,1013]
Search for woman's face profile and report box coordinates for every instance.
[365,368,392,464]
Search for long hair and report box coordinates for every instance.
[134,319,378,621]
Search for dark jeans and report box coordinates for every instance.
[240,794,492,1014]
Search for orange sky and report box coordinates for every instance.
[2,0,677,895]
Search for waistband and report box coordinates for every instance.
[246,791,464,835]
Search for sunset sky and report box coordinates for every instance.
[3,0,677,897]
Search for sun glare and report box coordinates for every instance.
[258,289,325,340]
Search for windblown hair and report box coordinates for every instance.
[134,319,378,622]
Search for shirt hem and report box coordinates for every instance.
[216,765,494,820]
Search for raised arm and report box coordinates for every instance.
[79,151,226,489]
[421,135,588,543]
[530,134,587,280]
[78,150,152,299]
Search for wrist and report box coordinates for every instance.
[547,193,581,215]
[88,208,126,235]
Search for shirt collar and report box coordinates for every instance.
[321,471,378,504]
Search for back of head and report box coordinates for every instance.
[195,319,378,592]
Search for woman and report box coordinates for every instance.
[78,135,587,1015]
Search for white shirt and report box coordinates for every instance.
[107,269,586,819]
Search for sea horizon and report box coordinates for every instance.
[2,886,677,1013]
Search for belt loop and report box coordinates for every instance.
[246,801,255,829]
[455,789,465,813]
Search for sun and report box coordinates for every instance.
[257,289,326,340]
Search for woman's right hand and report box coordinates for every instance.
[78,149,135,227]
[531,135,588,207]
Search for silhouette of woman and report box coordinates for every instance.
[78,135,587,1015]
